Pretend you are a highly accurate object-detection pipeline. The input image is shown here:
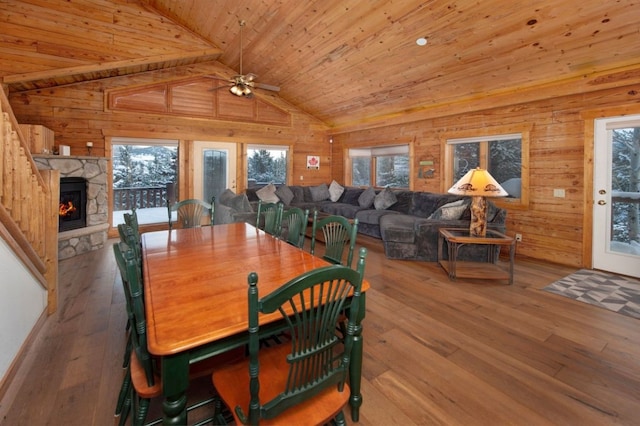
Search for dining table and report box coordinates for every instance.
[141,222,369,425]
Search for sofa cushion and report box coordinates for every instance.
[387,190,412,213]
[374,187,398,210]
[379,214,417,243]
[309,183,330,201]
[320,203,364,218]
[275,185,294,205]
[355,209,400,225]
[338,187,365,205]
[219,188,237,206]
[428,199,468,220]
[256,183,279,203]
[289,186,305,204]
[328,180,345,202]
[228,193,253,212]
[358,187,376,208]
[410,192,462,218]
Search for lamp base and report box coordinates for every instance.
[469,196,487,237]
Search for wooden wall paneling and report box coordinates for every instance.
[216,91,256,121]
[329,84,640,268]
[169,80,216,117]
[11,60,637,268]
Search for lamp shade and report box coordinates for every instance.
[448,168,509,197]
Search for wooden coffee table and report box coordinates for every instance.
[437,227,515,284]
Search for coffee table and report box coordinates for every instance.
[437,227,515,284]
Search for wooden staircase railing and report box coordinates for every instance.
[0,85,59,314]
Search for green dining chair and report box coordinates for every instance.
[123,208,140,242]
[211,248,367,426]
[310,210,359,268]
[278,206,309,248]
[113,241,242,426]
[167,197,215,230]
[255,200,283,235]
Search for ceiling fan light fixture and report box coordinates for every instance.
[230,85,242,96]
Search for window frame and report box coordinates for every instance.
[246,143,291,186]
[442,125,530,209]
[346,144,411,188]
[110,137,179,226]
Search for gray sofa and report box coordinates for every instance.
[219,184,507,262]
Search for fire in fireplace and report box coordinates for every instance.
[59,177,87,232]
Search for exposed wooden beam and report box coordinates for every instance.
[2,49,222,91]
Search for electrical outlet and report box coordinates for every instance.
[515,233,522,242]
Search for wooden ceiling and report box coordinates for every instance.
[2,0,639,130]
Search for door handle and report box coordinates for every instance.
[598,200,606,205]
[598,189,606,195]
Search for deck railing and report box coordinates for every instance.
[0,85,58,313]
[113,186,169,210]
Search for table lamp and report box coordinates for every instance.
[448,167,508,237]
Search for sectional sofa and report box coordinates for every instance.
[216,182,507,262]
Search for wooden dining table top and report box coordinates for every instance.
[141,222,369,356]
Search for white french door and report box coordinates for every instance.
[593,116,640,278]
[193,141,237,202]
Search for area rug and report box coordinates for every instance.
[543,269,640,319]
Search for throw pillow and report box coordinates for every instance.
[309,183,330,202]
[290,186,304,204]
[428,199,468,220]
[218,188,236,206]
[229,193,253,212]
[256,183,280,203]
[374,187,398,210]
[328,180,345,202]
[275,185,294,205]
[358,187,376,208]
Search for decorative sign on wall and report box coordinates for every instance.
[307,155,320,169]
[418,160,435,178]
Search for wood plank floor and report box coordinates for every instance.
[1,234,639,425]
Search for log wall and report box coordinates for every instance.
[8,62,640,268]
[330,83,640,268]
[8,62,332,215]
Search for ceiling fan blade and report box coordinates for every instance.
[254,82,280,92]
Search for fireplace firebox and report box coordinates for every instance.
[59,177,87,232]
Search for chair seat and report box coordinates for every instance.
[212,343,350,426]
[126,340,244,422]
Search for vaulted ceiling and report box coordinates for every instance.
[1,0,639,131]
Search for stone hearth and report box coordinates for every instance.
[34,155,109,260]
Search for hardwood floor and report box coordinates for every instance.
[1,234,639,425]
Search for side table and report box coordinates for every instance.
[438,228,515,285]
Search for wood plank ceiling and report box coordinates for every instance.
[1,0,639,130]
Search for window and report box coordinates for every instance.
[445,128,530,208]
[112,138,178,225]
[247,145,289,186]
[348,145,410,188]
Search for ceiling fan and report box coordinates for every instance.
[212,20,280,98]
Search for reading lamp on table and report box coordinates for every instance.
[448,167,508,237]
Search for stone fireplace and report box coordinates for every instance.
[34,155,109,259]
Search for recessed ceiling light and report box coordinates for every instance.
[416,37,428,46]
